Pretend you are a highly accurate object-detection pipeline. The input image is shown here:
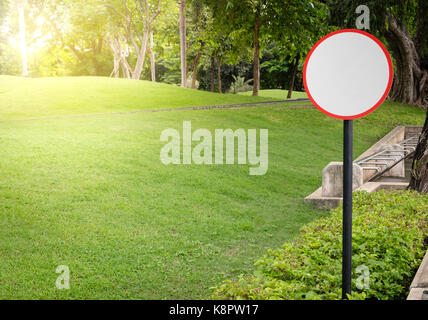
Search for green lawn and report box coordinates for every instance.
[0,76,275,120]
[238,89,308,100]
[0,77,425,299]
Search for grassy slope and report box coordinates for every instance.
[238,89,308,100]
[0,76,275,120]
[0,77,425,299]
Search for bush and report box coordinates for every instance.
[213,191,428,300]
[229,76,253,94]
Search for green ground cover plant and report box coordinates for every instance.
[214,191,428,300]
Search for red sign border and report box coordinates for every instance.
[303,29,394,120]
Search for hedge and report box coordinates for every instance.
[213,190,428,300]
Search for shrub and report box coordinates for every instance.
[213,191,428,300]
[229,76,253,94]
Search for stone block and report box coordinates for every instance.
[322,162,364,197]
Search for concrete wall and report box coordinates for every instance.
[356,126,405,162]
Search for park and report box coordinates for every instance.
[0,0,427,301]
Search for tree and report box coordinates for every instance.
[32,0,112,76]
[0,1,21,75]
[108,35,130,78]
[18,1,27,76]
[330,0,428,193]
[205,0,266,96]
[204,0,328,96]
[0,0,8,22]
[0,0,64,77]
[149,28,156,81]
[409,112,428,193]
[178,0,186,87]
[187,0,211,89]
[261,47,301,95]
[331,0,427,106]
[205,30,238,93]
[279,2,330,99]
[133,0,161,80]
[285,54,298,98]
[16,0,28,76]
[106,0,161,80]
[209,56,214,91]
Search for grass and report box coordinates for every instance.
[0,76,275,120]
[0,76,425,299]
[238,89,308,100]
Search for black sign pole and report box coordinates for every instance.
[342,119,353,299]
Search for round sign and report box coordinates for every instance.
[303,29,393,120]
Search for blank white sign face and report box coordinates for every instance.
[304,29,393,119]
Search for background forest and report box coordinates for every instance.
[0,1,425,102]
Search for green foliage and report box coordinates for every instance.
[205,0,329,58]
[198,59,252,92]
[229,75,252,94]
[0,0,8,24]
[328,0,420,38]
[0,41,21,75]
[0,0,18,75]
[213,191,428,300]
[260,44,299,90]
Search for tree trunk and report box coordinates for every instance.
[125,0,161,80]
[287,54,300,99]
[409,111,428,193]
[383,14,428,192]
[179,0,187,87]
[191,43,204,89]
[110,57,120,78]
[210,56,215,92]
[216,57,222,94]
[121,61,131,79]
[149,30,156,82]
[18,3,28,77]
[109,40,119,78]
[33,54,39,78]
[91,38,103,76]
[105,0,160,80]
[252,21,261,96]
[109,37,131,79]
[132,29,150,80]
[384,15,427,106]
